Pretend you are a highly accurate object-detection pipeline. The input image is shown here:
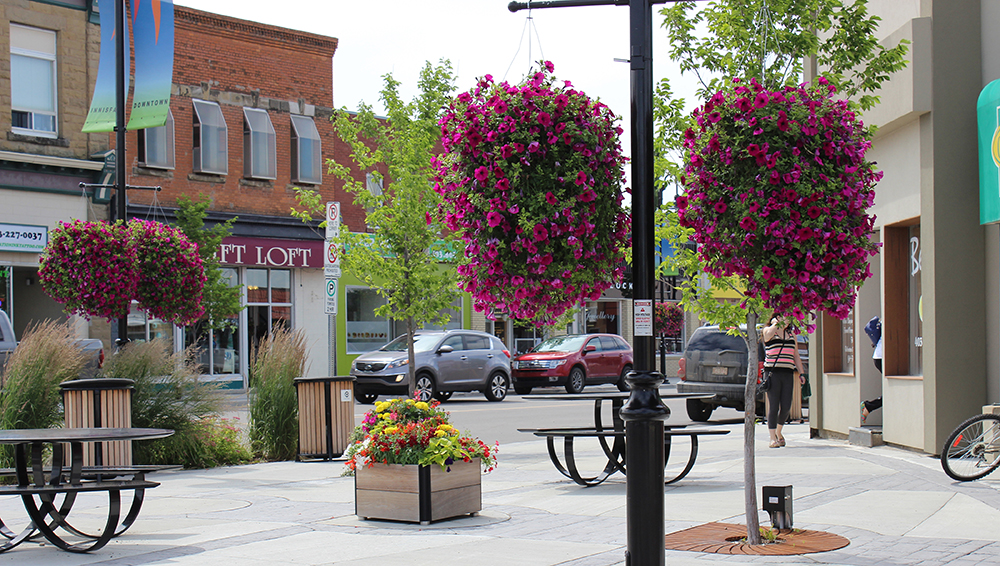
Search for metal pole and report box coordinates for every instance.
[114,0,129,348]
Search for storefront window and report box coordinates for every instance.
[488,315,507,347]
[909,226,923,375]
[183,267,242,376]
[128,302,176,345]
[884,222,922,376]
[513,322,541,355]
[822,308,854,374]
[585,301,620,335]
[346,287,389,354]
[0,265,10,319]
[247,268,292,355]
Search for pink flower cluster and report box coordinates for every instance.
[39,219,206,325]
[434,62,630,323]
[678,77,880,321]
[654,302,683,337]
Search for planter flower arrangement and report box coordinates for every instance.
[39,219,206,325]
[677,77,880,321]
[434,61,630,324]
[345,398,498,473]
[655,302,683,337]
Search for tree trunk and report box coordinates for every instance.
[406,315,416,399]
[744,310,761,544]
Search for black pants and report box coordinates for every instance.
[765,368,795,430]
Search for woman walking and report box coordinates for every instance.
[762,316,806,448]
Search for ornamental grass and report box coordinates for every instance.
[248,327,305,461]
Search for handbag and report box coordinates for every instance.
[758,369,772,393]
[801,374,811,398]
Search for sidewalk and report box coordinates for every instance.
[3,420,1000,565]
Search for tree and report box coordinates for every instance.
[654,1,907,544]
[292,60,459,398]
[174,194,243,331]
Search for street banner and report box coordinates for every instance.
[127,0,174,130]
[83,0,129,133]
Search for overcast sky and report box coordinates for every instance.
[174,0,703,185]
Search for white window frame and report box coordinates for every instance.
[10,24,58,138]
[243,107,276,180]
[366,172,383,197]
[290,114,321,184]
[138,109,175,169]
[192,99,228,175]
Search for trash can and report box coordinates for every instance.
[61,378,135,466]
[294,376,355,461]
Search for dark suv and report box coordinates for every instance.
[677,325,807,421]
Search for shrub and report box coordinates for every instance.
[248,328,305,461]
[100,340,235,468]
[135,416,251,469]
[0,321,86,467]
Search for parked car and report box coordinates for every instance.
[511,333,634,395]
[677,325,808,422]
[351,330,512,403]
[0,311,104,379]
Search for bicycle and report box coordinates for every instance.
[940,413,1000,481]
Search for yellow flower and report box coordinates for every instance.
[434,430,447,437]
[384,426,399,434]
[406,399,415,405]
[381,413,392,420]
[374,401,388,413]
[437,424,454,432]
[415,402,429,411]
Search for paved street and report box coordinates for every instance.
[3,399,1000,566]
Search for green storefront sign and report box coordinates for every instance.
[977,78,1000,224]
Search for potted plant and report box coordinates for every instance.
[346,398,498,524]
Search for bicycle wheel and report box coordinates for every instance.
[941,414,1000,481]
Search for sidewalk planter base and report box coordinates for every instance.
[355,459,482,524]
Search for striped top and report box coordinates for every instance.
[764,336,797,370]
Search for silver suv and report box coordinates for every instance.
[351,330,512,403]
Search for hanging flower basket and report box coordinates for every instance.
[39,219,205,325]
[655,302,683,338]
[129,220,206,326]
[38,220,138,320]
[434,62,630,324]
[677,77,880,321]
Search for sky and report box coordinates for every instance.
[173,0,703,188]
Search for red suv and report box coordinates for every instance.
[511,334,634,395]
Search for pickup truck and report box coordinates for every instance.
[0,311,104,378]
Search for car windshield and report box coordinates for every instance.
[530,335,588,353]
[380,334,441,354]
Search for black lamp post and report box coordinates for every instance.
[507,2,676,564]
[114,0,128,347]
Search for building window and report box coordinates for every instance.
[884,222,922,376]
[366,172,383,197]
[346,287,389,354]
[243,107,276,180]
[246,268,291,354]
[822,308,855,375]
[138,109,175,169]
[183,268,241,376]
[192,99,228,175]
[127,302,176,345]
[10,24,57,138]
[585,301,620,335]
[290,115,321,184]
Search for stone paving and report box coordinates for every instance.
[1,419,999,565]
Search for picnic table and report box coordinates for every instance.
[0,427,172,553]
[520,392,729,486]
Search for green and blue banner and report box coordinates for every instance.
[83,0,173,133]
[127,0,174,130]
[978,78,1000,224]
[82,0,127,133]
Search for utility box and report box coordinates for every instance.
[762,485,793,529]
[294,376,355,460]
[61,378,135,466]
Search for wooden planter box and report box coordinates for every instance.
[355,459,482,524]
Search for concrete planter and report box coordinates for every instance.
[355,459,482,524]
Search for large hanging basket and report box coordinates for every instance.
[678,77,880,321]
[129,220,206,326]
[434,62,630,324]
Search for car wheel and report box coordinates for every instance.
[514,384,532,395]
[616,365,632,392]
[433,391,453,402]
[356,392,378,404]
[414,374,436,402]
[484,371,509,402]
[565,367,586,394]
[686,399,714,422]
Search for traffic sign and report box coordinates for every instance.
[324,240,341,268]
[325,201,340,240]
[325,278,338,315]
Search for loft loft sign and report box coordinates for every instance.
[217,236,323,268]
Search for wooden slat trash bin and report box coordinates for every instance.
[60,378,134,466]
[294,376,355,460]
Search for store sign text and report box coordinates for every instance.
[218,237,323,268]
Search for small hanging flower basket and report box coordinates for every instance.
[655,302,683,338]
[129,220,206,326]
[38,220,138,320]
[434,62,630,324]
[678,77,880,321]
[39,219,205,325]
